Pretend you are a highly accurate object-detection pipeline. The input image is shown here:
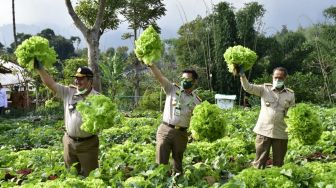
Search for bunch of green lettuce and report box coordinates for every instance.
[223,45,257,75]
[135,25,163,66]
[14,36,57,71]
[77,94,119,134]
[189,101,226,142]
[286,103,322,145]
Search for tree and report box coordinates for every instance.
[120,0,166,105]
[65,0,123,91]
[38,28,76,61]
[12,0,18,48]
[323,6,336,23]
[211,2,237,94]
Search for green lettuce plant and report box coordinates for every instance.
[223,45,257,75]
[286,103,323,145]
[135,25,163,66]
[77,95,119,134]
[14,36,57,71]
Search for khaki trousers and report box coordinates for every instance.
[156,123,188,174]
[63,133,99,176]
[252,134,288,169]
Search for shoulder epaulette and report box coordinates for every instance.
[285,88,294,93]
[69,85,77,89]
[173,83,180,89]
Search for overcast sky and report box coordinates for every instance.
[0,0,335,49]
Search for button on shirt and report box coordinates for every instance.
[56,84,98,138]
[241,76,295,139]
[161,78,201,128]
[0,88,8,108]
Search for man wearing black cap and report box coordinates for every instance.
[34,59,99,177]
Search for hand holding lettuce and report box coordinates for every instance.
[14,36,57,71]
[223,45,257,75]
[135,25,163,66]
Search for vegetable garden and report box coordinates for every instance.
[1,104,335,187]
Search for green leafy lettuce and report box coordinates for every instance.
[135,25,163,66]
[223,45,257,74]
[286,103,323,145]
[14,36,57,71]
[189,101,226,142]
[77,94,119,134]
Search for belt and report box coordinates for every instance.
[67,133,96,142]
[162,122,187,131]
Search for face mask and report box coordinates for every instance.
[273,80,284,89]
[181,80,193,90]
[76,88,88,95]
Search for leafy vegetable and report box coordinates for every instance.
[223,45,257,75]
[135,25,163,66]
[14,36,57,71]
[189,101,226,142]
[77,94,119,134]
[286,103,323,145]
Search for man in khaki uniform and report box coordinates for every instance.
[239,67,295,168]
[34,59,99,176]
[148,64,201,174]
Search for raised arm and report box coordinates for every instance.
[240,74,264,97]
[34,59,58,93]
[148,64,170,88]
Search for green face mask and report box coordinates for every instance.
[76,88,88,95]
[181,80,193,90]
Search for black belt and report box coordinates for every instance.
[162,122,187,131]
[67,133,96,142]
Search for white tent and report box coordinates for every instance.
[0,59,32,93]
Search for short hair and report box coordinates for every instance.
[182,69,198,80]
[273,67,288,77]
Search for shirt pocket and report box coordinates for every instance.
[263,97,275,108]
[280,99,291,109]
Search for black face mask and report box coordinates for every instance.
[181,80,193,90]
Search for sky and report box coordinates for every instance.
[0,0,335,50]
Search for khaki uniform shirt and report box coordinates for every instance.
[241,76,295,139]
[56,84,98,138]
[161,78,201,128]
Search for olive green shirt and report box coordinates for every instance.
[161,78,201,128]
[56,84,98,138]
[241,76,295,139]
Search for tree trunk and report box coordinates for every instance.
[12,0,17,48]
[87,34,102,92]
[65,0,106,92]
[134,59,141,106]
[133,29,140,106]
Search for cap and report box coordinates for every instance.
[72,67,94,77]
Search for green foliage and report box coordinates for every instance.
[14,36,57,71]
[135,25,163,65]
[189,101,226,142]
[286,103,323,145]
[74,0,123,31]
[62,58,88,84]
[223,45,258,74]
[136,88,164,112]
[77,95,119,134]
[195,89,216,104]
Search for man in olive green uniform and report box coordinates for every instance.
[148,64,201,174]
[239,67,295,168]
[35,59,99,176]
